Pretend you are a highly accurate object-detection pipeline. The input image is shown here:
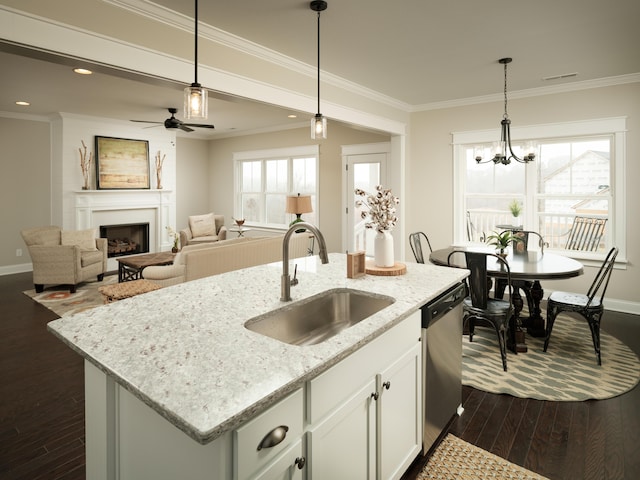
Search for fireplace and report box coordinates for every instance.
[100,223,150,258]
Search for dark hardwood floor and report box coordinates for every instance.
[403,307,640,480]
[1,271,639,479]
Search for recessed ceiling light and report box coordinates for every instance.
[288,114,297,119]
[15,101,30,106]
[73,68,93,75]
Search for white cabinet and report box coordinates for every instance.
[377,343,422,480]
[308,378,377,479]
[307,311,422,480]
[251,439,305,480]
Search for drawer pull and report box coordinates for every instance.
[295,456,306,469]
[383,381,391,390]
[257,425,289,451]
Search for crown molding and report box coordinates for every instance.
[414,72,640,112]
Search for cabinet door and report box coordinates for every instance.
[252,439,305,480]
[377,343,422,480]
[307,378,377,480]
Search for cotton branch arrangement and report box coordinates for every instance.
[155,150,166,189]
[78,140,93,189]
[354,185,400,233]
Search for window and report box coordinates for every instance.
[453,117,626,261]
[234,146,319,229]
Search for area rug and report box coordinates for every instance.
[463,314,640,401]
[418,434,547,480]
[23,275,118,317]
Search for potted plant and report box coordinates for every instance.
[509,199,522,224]
[486,230,522,257]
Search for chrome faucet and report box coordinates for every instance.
[281,222,329,301]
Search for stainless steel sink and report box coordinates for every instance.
[245,288,395,346]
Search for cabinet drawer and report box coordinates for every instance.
[233,388,303,480]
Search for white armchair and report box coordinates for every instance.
[21,226,108,293]
[179,213,227,247]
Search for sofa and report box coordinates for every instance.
[179,213,227,247]
[21,226,108,293]
[143,234,309,287]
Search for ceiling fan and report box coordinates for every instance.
[131,108,214,132]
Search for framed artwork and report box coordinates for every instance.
[95,136,150,189]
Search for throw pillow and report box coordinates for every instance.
[189,213,216,238]
[61,228,98,251]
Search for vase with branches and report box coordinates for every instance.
[78,140,92,190]
[155,150,165,189]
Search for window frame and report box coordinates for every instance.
[452,117,627,264]
[233,145,320,231]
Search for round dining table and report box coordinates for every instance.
[429,246,584,351]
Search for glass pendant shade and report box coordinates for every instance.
[184,83,208,120]
[311,113,327,140]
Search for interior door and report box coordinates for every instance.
[344,149,388,255]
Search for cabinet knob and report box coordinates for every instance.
[257,425,289,451]
[371,391,379,401]
[295,456,306,469]
[383,381,391,390]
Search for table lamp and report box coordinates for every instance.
[286,194,313,228]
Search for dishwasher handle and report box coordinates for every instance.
[421,282,466,328]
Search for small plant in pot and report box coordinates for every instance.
[509,199,522,224]
[486,230,523,257]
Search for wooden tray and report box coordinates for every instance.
[365,260,407,276]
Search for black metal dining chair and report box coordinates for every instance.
[448,250,514,371]
[543,247,618,365]
[409,231,433,264]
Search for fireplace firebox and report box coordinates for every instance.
[99,223,150,258]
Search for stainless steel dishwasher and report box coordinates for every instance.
[420,282,466,454]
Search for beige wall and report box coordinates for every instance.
[407,82,640,307]
[0,117,51,270]
[206,124,390,253]
[175,137,210,232]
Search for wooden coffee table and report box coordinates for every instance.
[116,251,175,282]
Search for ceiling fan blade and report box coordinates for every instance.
[183,123,215,129]
[130,120,162,124]
[179,124,195,132]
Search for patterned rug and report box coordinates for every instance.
[463,313,640,401]
[23,275,118,317]
[418,434,548,480]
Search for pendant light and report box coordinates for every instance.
[476,58,535,165]
[310,0,328,139]
[184,0,208,120]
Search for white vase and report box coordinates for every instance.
[374,231,394,267]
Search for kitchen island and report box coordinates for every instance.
[48,253,467,479]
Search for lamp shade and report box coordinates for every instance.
[286,195,313,214]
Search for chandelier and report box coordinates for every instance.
[183,0,208,120]
[476,58,535,165]
[310,0,328,139]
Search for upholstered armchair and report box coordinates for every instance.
[21,226,108,293]
[179,213,227,248]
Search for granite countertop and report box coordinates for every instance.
[48,253,467,444]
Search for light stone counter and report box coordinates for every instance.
[48,253,467,445]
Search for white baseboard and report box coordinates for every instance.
[0,263,32,276]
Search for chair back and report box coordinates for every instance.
[565,216,607,251]
[409,232,432,264]
[447,250,512,310]
[511,230,546,255]
[586,247,618,307]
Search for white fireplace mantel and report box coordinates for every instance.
[75,189,176,270]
